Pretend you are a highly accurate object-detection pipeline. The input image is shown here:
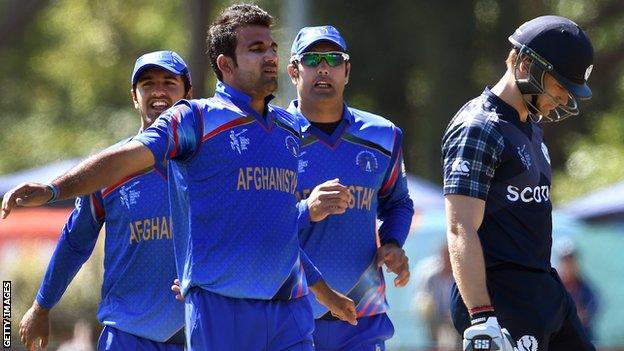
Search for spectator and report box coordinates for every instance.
[413,243,460,350]
[557,240,599,341]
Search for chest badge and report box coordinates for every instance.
[120,181,141,210]
[285,135,299,157]
[517,144,532,170]
[356,150,378,172]
[230,129,250,154]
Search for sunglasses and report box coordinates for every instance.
[291,51,350,67]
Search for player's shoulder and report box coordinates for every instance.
[443,95,504,145]
[349,106,398,130]
[346,106,401,152]
[270,104,301,137]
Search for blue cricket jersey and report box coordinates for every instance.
[135,81,308,300]
[442,87,553,271]
[288,101,414,318]
[37,138,184,342]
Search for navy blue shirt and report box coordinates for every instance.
[442,88,553,272]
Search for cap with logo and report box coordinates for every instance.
[509,15,593,99]
[290,25,347,55]
[131,50,191,87]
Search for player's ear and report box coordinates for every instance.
[345,61,351,85]
[287,63,299,85]
[217,54,234,77]
[131,88,140,110]
[519,56,531,75]
[186,86,193,99]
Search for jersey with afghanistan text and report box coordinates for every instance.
[442,87,553,272]
[135,82,308,300]
[289,100,414,318]
[37,137,184,342]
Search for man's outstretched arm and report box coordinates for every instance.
[2,140,154,218]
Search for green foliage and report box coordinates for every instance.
[0,0,187,174]
[554,110,624,202]
[1,0,623,199]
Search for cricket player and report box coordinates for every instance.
[3,4,355,350]
[287,26,414,351]
[18,50,192,351]
[442,16,596,351]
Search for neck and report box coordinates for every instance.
[222,78,268,116]
[491,70,529,122]
[299,96,343,123]
[249,97,265,116]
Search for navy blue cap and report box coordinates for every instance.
[291,25,347,55]
[509,15,593,99]
[131,50,191,86]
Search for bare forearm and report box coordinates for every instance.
[447,226,491,309]
[53,141,154,200]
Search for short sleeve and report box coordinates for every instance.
[442,116,504,200]
[134,100,203,166]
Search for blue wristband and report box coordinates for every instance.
[46,183,60,203]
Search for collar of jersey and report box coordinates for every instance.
[288,99,354,147]
[482,86,532,127]
[215,81,276,129]
[287,100,355,132]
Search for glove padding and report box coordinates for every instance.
[463,317,517,351]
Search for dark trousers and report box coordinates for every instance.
[451,267,595,351]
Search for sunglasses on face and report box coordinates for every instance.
[291,51,350,67]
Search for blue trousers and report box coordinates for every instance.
[312,313,394,351]
[98,326,184,351]
[451,267,595,351]
[185,287,314,351]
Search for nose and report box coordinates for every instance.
[559,93,569,106]
[151,83,167,97]
[316,59,330,75]
[265,49,278,65]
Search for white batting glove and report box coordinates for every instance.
[463,316,518,351]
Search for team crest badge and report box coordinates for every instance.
[356,150,378,172]
[285,135,299,157]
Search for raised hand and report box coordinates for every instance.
[2,183,53,219]
[306,178,352,222]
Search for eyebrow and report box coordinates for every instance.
[248,41,278,49]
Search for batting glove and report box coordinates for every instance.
[463,315,517,351]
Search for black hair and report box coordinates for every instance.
[206,4,273,81]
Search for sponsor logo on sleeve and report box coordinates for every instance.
[450,159,470,176]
